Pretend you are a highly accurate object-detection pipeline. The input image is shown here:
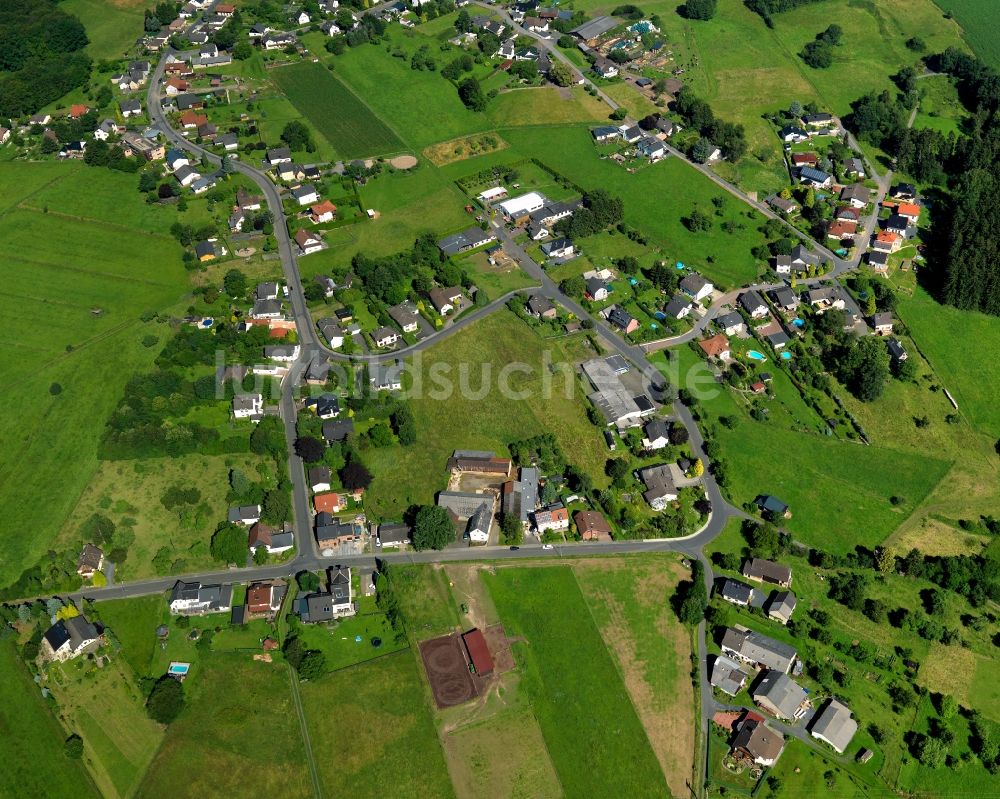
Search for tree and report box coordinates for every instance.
[295,436,325,463]
[683,0,717,20]
[454,8,472,32]
[876,546,895,573]
[914,734,948,768]
[263,489,290,525]
[280,120,315,152]
[340,459,373,490]
[392,405,416,445]
[233,40,252,60]
[297,571,320,592]
[691,137,713,164]
[298,649,327,680]
[412,505,454,550]
[64,734,84,759]
[685,208,712,232]
[457,77,488,111]
[366,422,394,447]
[500,512,523,545]
[605,458,631,487]
[548,60,574,87]
[675,560,707,624]
[146,677,184,723]
[210,522,246,565]
[223,268,247,297]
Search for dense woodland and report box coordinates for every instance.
[0,0,91,117]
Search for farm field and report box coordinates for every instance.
[932,0,1000,69]
[0,163,190,590]
[299,652,455,799]
[0,639,101,799]
[63,0,146,59]
[362,311,610,519]
[47,656,163,799]
[483,566,668,797]
[136,653,313,798]
[272,61,405,160]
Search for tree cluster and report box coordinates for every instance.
[555,190,624,239]
[799,25,842,69]
[673,87,747,161]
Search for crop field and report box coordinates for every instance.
[300,652,455,799]
[362,311,610,518]
[272,61,405,159]
[0,639,101,799]
[933,0,1000,68]
[136,654,313,798]
[48,656,163,799]
[0,164,189,589]
[484,566,668,797]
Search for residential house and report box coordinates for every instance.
[497,191,546,223]
[743,558,792,588]
[591,125,620,143]
[664,294,693,320]
[373,326,399,348]
[810,698,859,754]
[711,655,749,696]
[721,626,797,673]
[314,491,345,514]
[476,186,508,204]
[232,393,263,421]
[296,592,335,623]
[263,31,297,50]
[194,240,215,261]
[251,298,283,319]
[310,200,337,224]
[370,363,403,391]
[739,290,768,318]
[680,273,714,302]
[716,311,746,337]
[619,124,642,144]
[322,419,355,442]
[315,517,363,550]
[766,590,797,625]
[228,504,262,526]
[266,146,292,165]
[438,491,493,520]
[837,206,861,222]
[720,579,754,607]
[94,119,119,141]
[656,117,682,136]
[166,148,190,171]
[887,338,907,363]
[246,581,286,615]
[641,418,671,450]
[593,57,619,78]
[778,125,809,143]
[428,286,464,315]
[890,182,917,201]
[827,219,858,241]
[178,110,208,129]
[377,522,411,548]
[533,503,569,533]
[69,104,89,119]
[698,332,731,361]
[437,225,497,256]
[802,112,834,128]
[753,670,809,720]
[574,510,613,541]
[525,294,557,320]
[896,202,920,222]
[607,306,639,335]
[767,195,799,215]
[291,184,320,206]
[883,214,910,235]
[840,184,871,209]
[42,616,101,662]
[731,717,786,766]
[843,157,865,177]
[756,495,790,518]
[175,164,201,187]
[467,503,492,543]
[305,393,340,420]
[169,581,233,615]
[388,301,421,332]
[120,99,142,118]
[585,277,609,302]
[309,466,332,493]
[798,166,832,188]
[58,141,86,159]
[264,344,299,362]
[636,136,666,160]
[120,132,164,161]
[871,311,894,336]
[294,228,323,255]
[775,244,820,276]
[638,464,677,510]
[790,152,818,168]
[540,238,574,259]
[76,544,104,579]
[769,287,798,313]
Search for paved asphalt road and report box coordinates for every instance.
[130,41,913,789]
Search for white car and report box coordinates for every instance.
[541,544,554,550]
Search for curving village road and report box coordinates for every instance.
[129,40,910,789]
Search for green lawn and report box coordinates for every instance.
[389,564,462,638]
[98,595,164,678]
[914,75,968,137]
[0,163,191,591]
[484,566,668,797]
[136,653,313,798]
[293,602,407,671]
[0,639,101,799]
[486,86,611,126]
[271,61,405,159]
[299,652,455,799]
[363,311,611,519]
[760,740,873,799]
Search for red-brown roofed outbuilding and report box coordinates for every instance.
[462,628,494,676]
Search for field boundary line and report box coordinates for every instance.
[16,203,178,242]
[287,664,324,799]
[0,168,76,218]
[9,253,181,289]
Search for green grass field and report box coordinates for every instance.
[484,566,668,797]
[486,86,610,126]
[0,163,190,590]
[136,653,313,798]
[63,0,146,60]
[0,639,101,799]
[914,75,968,137]
[933,0,1000,68]
[363,311,611,519]
[299,652,455,799]
[272,61,405,159]
[389,564,463,638]
[97,595,169,678]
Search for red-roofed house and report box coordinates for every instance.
[873,230,901,253]
[314,492,345,513]
[790,152,817,167]
[69,104,89,119]
[462,628,494,676]
[247,581,283,615]
[827,219,857,240]
[310,200,337,224]
[165,77,190,95]
[698,333,731,361]
[216,3,236,16]
[179,110,208,129]
[896,202,920,221]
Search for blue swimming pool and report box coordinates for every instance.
[747,350,767,361]
[791,318,804,328]
[167,662,190,677]
[781,351,792,360]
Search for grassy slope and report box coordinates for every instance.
[299,652,456,799]
[0,163,190,587]
[0,639,101,799]
[932,0,1000,68]
[63,0,146,60]
[136,653,314,798]
[363,311,610,519]
[484,566,668,798]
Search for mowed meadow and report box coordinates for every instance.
[0,162,190,588]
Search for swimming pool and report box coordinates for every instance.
[747,351,767,361]
[780,351,792,360]
[167,662,190,677]
[791,318,804,328]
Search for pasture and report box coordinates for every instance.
[300,652,456,799]
[63,0,146,60]
[932,0,1000,68]
[0,639,101,799]
[362,311,610,518]
[136,653,314,798]
[484,566,668,797]
[0,163,189,590]
[486,86,610,126]
[272,61,405,159]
